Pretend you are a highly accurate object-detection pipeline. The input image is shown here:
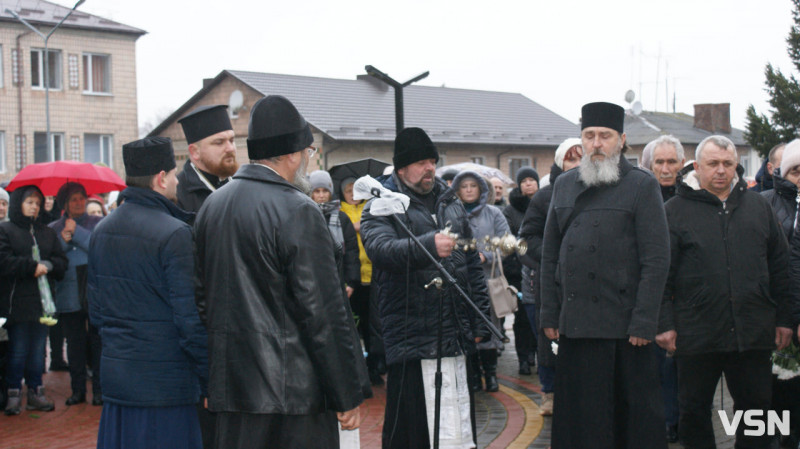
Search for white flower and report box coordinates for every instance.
[551,341,558,356]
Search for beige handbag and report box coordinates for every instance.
[487,249,518,318]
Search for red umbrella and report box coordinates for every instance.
[6,161,126,196]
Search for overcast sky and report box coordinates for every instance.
[78,0,795,132]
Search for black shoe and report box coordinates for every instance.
[666,424,679,443]
[91,396,103,406]
[519,360,531,375]
[49,361,69,372]
[485,375,499,392]
[66,392,86,406]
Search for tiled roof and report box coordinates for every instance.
[152,70,578,146]
[0,0,145,36]
[625,111,747,146]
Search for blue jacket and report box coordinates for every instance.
[49,213,102,313]
[88,187,208,407]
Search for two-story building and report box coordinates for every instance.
[149,69,579,179]
[0,0,145,182]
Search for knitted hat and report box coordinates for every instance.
[178,104,233,144]
[247,95,313,160]
[123,137,176,177]
[393,127,439,169]
[581,102,625,134]
[309,170,333,193]
[340,177,357,192]
[780,139,800,177]
[515,166,539,186]
[441,169,458,183]
[0,187,8,203]
[554,138,583,169]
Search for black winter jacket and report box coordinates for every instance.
[360,173,492,366]
[195,164,368,414]
[319,201,361,288]
[0,186,67,323]
[540,157,670,340]
[660,168,792,355]
[762,175,798,241]
[519,164,563,270]
[502,188,530,289]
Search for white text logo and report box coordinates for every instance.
[718,410,790,436]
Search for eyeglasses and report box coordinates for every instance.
[306,147,318,158]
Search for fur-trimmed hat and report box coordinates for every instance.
[247,95,313,160]
[393,127,439,169]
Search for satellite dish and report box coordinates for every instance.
[624,90,635,104]
[229,90,244,115]
[632,101,643,115]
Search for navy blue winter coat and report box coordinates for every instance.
[88,187,208,407]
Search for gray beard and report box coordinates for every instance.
[292,157,311,194]
[579,151,621,186]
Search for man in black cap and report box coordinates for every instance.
[540,102,671,448]
[194,95,368,449]
[89,137,209,449]
[360,127,492,449]
[176,104,238,212]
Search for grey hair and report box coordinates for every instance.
[695,135,737,162]
[640,140,657,172]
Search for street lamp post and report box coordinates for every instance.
[6,0,86,160]
[365,65,429,136]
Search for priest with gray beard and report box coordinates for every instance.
[539,102,671,449]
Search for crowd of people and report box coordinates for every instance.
[0,97,798,449]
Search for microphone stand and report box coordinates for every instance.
[370,188,503,449]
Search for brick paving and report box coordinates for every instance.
[0,316,743,448]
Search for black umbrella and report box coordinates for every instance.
[328,158,391,199]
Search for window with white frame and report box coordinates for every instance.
[84,134,113,165]
[34,132,64,163]
[470,156,485,165]
[31,49,62,89]
[0,132,6,173]
[83,53,111,94]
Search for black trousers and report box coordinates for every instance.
[61,311,100,395]
[552,337,666,449]
[382,359,477,449]
[513,304,536,362]
[214,410,338,449]
[676,350,773,449]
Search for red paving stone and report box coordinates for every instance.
[485,389,525,449]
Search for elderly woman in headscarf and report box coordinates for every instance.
[0,185,67,415]
[0,187,9,222]
[452,170,510,392]
[49,182,104,406]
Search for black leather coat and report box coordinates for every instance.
[194,164,368,414]
[360,174,492,366]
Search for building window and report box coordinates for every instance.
[31,49,62,89]
[508,157,530,179]
[84,134,113,164]
[34,132,64,163]
[83,53,111,94]
[626,156,639,167]
[470,156,485,165]
[0,132,6,173]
